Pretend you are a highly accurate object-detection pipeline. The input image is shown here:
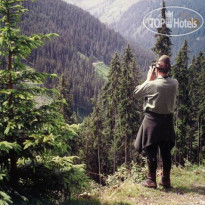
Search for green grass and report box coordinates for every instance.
[77,52,90,62]
[92,62,109,81]
[77,51,109,80]
[63,199,101,205]
[87,165,205,205]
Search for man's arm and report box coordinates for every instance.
[133,80,149,99]
[133,66,156,99]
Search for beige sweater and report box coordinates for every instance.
[133,76,179,114]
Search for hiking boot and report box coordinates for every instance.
[141,158,157,189]
[159,170,171,188]
[141,173,157,188]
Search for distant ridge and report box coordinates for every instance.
[20,0,151,121]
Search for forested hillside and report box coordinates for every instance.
[0,0,204,204]
[76,0,205,184]
[65,0,205,60]
[111,0,205,60]
[0,0,91,203]
[19,0,152,121]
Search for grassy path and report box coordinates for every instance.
[93,166,205,205]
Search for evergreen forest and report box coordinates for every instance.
[0,0,204,204]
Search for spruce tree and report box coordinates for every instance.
[189,53,202,162]
[78,91,107,182]
[0,0,89,203]
[189,52,205,164]
[90,93,105,183]
[56,74,74,124]
[102,52,122,173]
[117,45,141,166]
[152,0,172,57]
[80,53,123,177]
[197,54,205,165]
[172,40,190,164]
[80,49,143,176]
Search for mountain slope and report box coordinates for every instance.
[63,0,143,24]
[19,0,130,120]
[64,0,205,60]
[113,0,205,60]
[20,0,153,121]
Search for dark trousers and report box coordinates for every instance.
[144,140,171,172]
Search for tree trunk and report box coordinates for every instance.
[8,51,17,186]
[188,134,192,161]
[174,102,179,165]
[125,135,127,166]
[6,3,18,187]
[113,109,117,173]
[113,134,116,173]
[174,138,177,165]
[129,137,132,164]
[97,136,101,184]
[197,117,201,165]
[190,135,192,162]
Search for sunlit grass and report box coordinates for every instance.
[90,166,205,205]
[93,62,109,80]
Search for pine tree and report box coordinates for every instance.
[189,53,201,162]
[0,0,89,203]
[56,74,74,124]
[90,93,105,184]
[189,52,205,164]
[171,40,190,165]
[117,45,141,166]
[152,0,172,57]
[102,52,122,173]
[79,90,111,181]
[79,53,123,178]
[80,49,143,176]
[188,56,197,162]
[197,54,205,165]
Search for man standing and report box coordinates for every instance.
[133,55,178,188]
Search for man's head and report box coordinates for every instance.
[156,55,171,74]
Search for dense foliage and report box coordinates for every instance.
[112,0,205,61]
[0,1,204,204]
[78,46,144,182]
[0,0,89,204]
[172,41,205,165]
[77,1,205,182]
[18,0,152,121]
[151,1,204,165]
[152,0,172,58]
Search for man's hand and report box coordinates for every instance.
[147,66,156,81]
